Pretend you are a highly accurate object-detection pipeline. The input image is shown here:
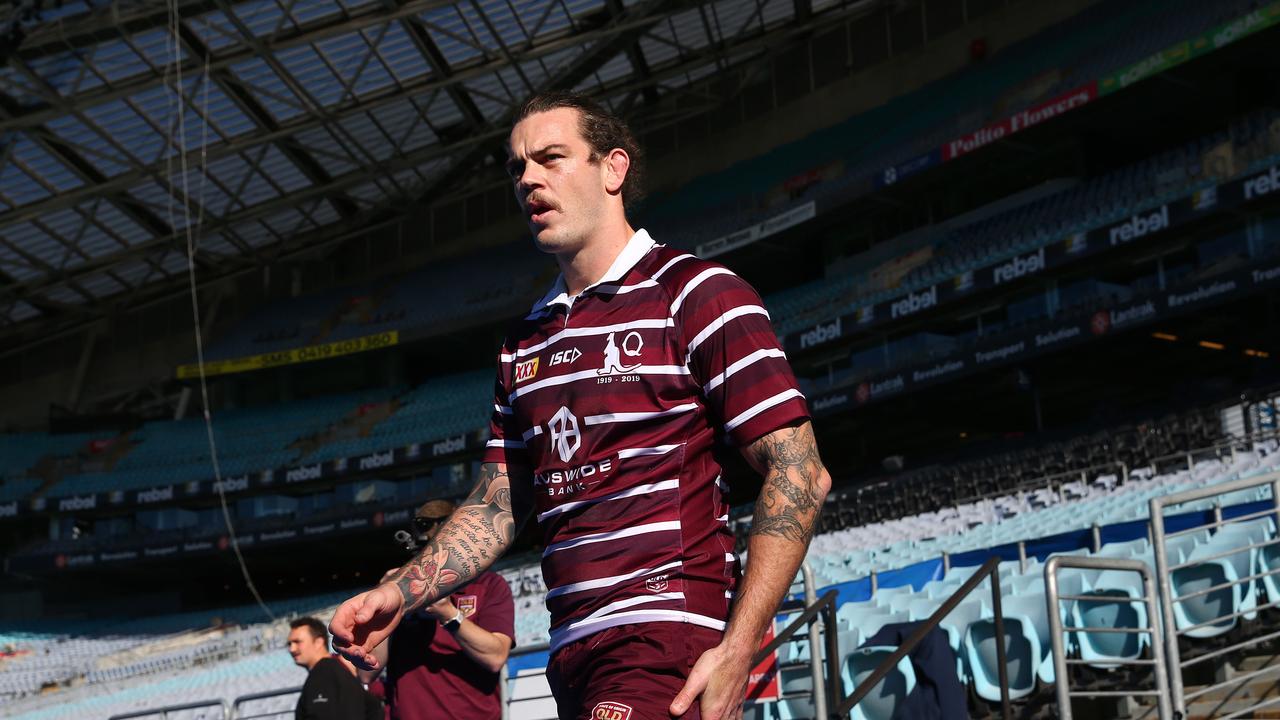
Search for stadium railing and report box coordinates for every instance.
[230,686,301,720]
[1150,470,1280,719]
[831,555,1012,720]
[107,698,229,719]
[1044,555,1174,720]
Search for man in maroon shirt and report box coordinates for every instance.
[358,499,515,720]
[332,91,832,720]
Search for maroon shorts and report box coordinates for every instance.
[546,622,724,720]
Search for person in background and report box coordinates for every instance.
[288,616,381,720]
[356,499,515,720]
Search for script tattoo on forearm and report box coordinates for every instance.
[390,463,526,612]
[746,423,826,543]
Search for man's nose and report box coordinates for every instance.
[517,164,544,193]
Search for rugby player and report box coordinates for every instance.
[330,91,832,720]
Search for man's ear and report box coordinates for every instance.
[602,148,630,195]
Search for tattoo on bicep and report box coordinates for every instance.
[747,424,827,543]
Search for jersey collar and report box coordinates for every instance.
[531,228,656,312]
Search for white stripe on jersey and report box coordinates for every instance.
[510,365,690,401]
[703,347,788,394]
[724,553,736,562]
[596,278,658,295]
[543,520,681,557]
[544,560,683,600]
[495,404,513,415]
[579,592,685,622]
[521,425,543,442]
[536,479,679,522]
[685,305,771,361]
[584,402,698,426]
[549,610,728,653]
[724,388,806,433]
[651,253,696,279]
[486,439,525,449]
[616,444,681,459]
[670,267,734,315]
[499,318,675,362]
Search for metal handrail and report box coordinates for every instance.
[752,588,843,714]
[799,562,828,720]
[231,686,301,720]
[108,699,229,720]
[1044,555,1173,720]
[1150,470,1280,717]
[831,556,1011,720]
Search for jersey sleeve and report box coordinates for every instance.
[473,573,516,647]
[673,264,811,447]
[481,348,531,467]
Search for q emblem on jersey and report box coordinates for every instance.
[597,330,643,381]
[592,701,633,720]
[514,357,539,384]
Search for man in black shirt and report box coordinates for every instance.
[289,616,381,720]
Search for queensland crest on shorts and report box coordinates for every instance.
[592,701,632,720]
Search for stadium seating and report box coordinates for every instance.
[770,105,1280,339]
[0,370,490,517]
[0,432,99,481]
[174,0,1275,366]
[4,428,1277,718]
[7,2,1280,717]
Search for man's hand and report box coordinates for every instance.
[669,642,753,720]
[423,596,457,622]
[328,583,405,671]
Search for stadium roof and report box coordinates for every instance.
[0,0,886,339]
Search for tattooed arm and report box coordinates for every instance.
[671,421,831,719]
[329,462,532,670]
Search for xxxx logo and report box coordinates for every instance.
[515,357,539,384]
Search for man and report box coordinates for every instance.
[331,90,832,720]
[357,499,515,720]
[288,617,381,720]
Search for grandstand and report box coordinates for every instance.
[4,0,1280,718]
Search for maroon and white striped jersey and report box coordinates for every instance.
[482,229,810,653]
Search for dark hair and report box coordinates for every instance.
[290,616,328,645]
[514,90,646,208]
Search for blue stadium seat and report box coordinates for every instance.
[843,645,917,720]
[965,606,1040,701]
[1070,570,1149,668]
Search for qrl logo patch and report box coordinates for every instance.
[515,357,539,384]
[592,702,632,720]
[645,574,668,593]
[456,595,477,617]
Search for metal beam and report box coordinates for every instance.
[422,0,687,200]
[0,0,709,133]
[0,2,722,229]
[0,125,504,304]
[175,22,358,218]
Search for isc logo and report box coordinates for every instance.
[592,702,632,720]
[550,347,582,366]
[514,357,539,384]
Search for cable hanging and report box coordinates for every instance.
[166,0,275,622]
